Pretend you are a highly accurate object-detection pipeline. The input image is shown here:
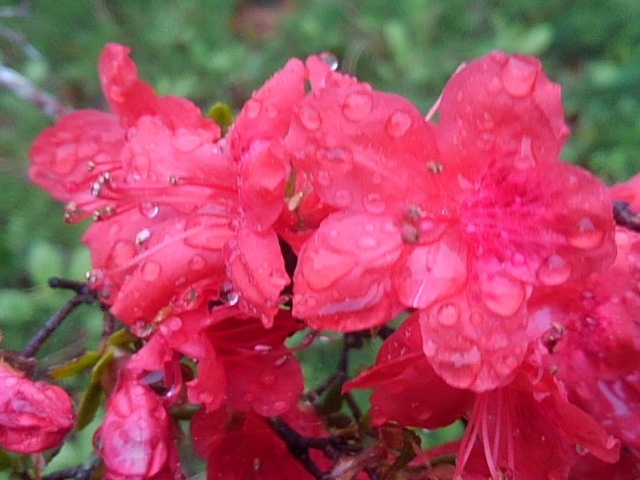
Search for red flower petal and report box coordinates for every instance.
[293,212,404,331]
[345,315,473,428]
[225,224,290,327]
[29,110,124,215]
[436,51,569,180]
[99,43,158,127]
[419,288,528,392]
[286,73,442,215]
[95,371,184,480]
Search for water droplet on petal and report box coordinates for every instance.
[332,189,353,207]
[342,91,372,120]
[245,98,262,119]
[273,401,287,413]
[320,52,339,70]
[537,254,571,286]
[219,279,240,306]
[298,104,322,131]
[189,254,207,271]
[260,373,276,386]
[139,201,159,218]
[141,261,161,281]
[385,110,412,137]
[135,228,152,246]
[316,170,331,186]
[501,56,538,97]
[52,145,77,175]
[437,303,460,326]
[514,135,536,169]
[568,217,605,249]
[481,274,526,317]
[110,240,136,267]
[171,129,202,152]
[357,235,379,249]
[362,192,387,214]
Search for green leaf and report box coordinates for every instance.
[27,241,64,287]
[50,350,102,380]
[76,382,103,432]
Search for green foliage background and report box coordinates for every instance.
[0,0,639,473]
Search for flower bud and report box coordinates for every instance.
[0,361,75,454]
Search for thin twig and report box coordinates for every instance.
[42,455,101,480]
[0,61,71,119]
[269,417,327,479]
[21,288,97,358]
[613,200,640,232]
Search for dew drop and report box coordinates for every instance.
[514,135,536,169]
[342,91,372,120]
[316,170,331,187]
[139,201,159,218]
[362,192,387,214]
[568,217,605,249]
[333,189,353,207]
[501,56,538,97]
[537,254,572,286]
[245,98,262,119]
[357,235,379,249]
[110,240,136,267]
[171,129,202,152]
[436,303,460,326]
[52,145,77,175]
[298,104,322,131]
[254,344,272,353]
[260,373,276,386]
[189,254,207,271]
[481,274,526,317]
[320,52,339,70]
[141,261,161,281]
[219,279,240,306]
[135,228,152,246]
[385,110,412,137]
[273,401,287,412]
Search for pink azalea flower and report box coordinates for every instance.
[0,361,75,454]
[286,51,616,391]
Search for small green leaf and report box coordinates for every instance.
[108,328,138,346]
[91,350,115,384]
[76,382,103,432]
[50,350,102,380]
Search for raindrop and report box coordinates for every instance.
[139,201,159,218]
[260,373,276,386]
[273,401,287,412]
[171,129,202,152]
[342,91,372,120]
[362,192,387,214]
[298,104,322,131]
[141,261,161,281]
[110,240,136,267]
[219,279,240,306]
[244,98,262,119]
[501,56,538,98]
[332,189,353,207]
[436,303,460,326]
[537,254,571,286]
[135,228,152,246]
[165,317,182,331]
[385,110,412,137]
[254,344,272,353]
[316,170,331,186]
[357,235,379,249]
[320,52,339,71]
[514,135,536,169]
[189,254,207,271]
[568,217,605,249]
[480,274,525,317]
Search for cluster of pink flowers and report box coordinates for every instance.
[9,42,638,478]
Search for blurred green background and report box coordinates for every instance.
[0,0,639,473]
